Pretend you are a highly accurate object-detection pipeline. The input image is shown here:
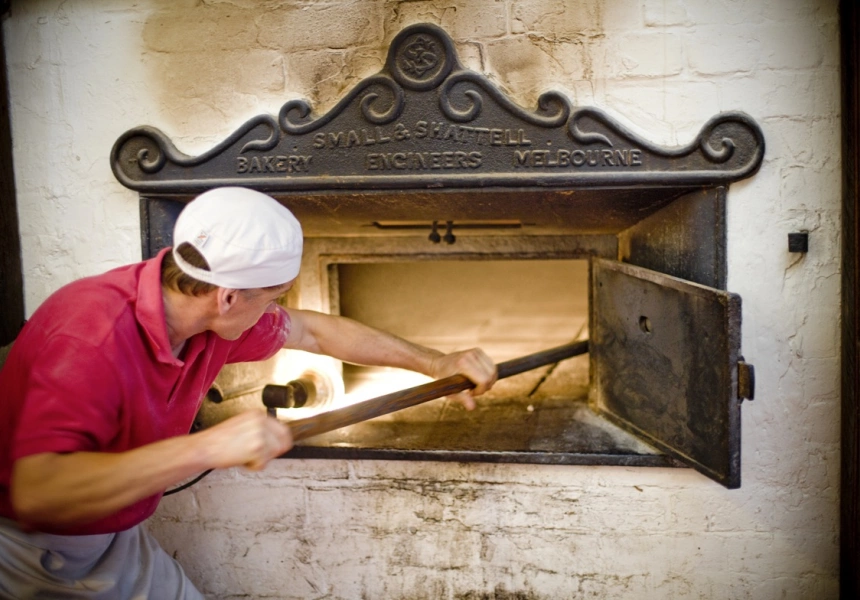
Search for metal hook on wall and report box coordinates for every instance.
[443,220,456,244]
[428,220,441,243]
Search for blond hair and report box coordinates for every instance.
[161,243,217,296]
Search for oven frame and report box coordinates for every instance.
[116,23,764,488]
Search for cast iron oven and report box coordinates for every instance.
[111,24,763,488]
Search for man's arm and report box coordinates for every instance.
[11,410,291,530]
[284,308,498,408]
[12,310,496,530]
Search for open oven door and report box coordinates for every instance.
[590,258,754,489]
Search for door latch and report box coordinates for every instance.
[738,358,755,401]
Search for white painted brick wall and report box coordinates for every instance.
[2,0,841,598]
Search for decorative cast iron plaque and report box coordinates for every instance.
[111,23,764,194]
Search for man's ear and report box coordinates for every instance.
[215,288,240,315]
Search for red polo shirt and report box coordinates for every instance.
[0,248,290,535]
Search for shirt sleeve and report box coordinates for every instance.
[225,305,292,364]
[13,335,122,460]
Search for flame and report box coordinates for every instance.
[271,354,436,421]
[340,369,433,407]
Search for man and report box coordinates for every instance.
[0,187,497,599]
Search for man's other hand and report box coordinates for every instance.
[200,410,293,471]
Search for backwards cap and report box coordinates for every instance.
[172,187,303,289]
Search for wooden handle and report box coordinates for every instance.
[286,339,589,442]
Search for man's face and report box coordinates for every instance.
[213,279,295,340]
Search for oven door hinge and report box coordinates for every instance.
[738,358,755,401]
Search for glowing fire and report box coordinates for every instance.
[271,350,434,420]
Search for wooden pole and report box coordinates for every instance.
[286,339,589,442]
[163,340,590,496]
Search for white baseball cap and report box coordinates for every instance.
[172,187,303,289]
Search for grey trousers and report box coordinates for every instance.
[0,517,204,600]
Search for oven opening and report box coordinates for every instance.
[271,256,659,462]
[187,182,741,475]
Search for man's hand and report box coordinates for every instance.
[197,410,293,471]
[429,348,498,410]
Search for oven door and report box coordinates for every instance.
[591,258,752,489]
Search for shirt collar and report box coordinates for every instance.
[135,248,183,366]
